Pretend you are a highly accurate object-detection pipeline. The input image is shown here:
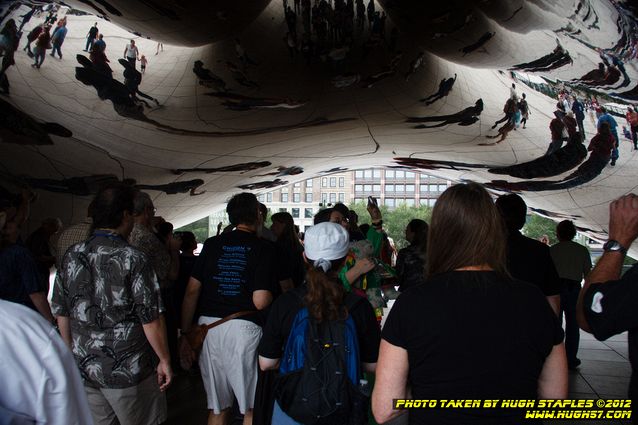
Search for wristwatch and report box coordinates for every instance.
[603,240,627,255]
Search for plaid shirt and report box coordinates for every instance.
[53,218,92,269]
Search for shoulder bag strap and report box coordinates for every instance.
[202,310,255,331]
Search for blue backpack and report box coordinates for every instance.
[274,294,368,425]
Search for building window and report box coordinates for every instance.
[405,184,415,193]
[419,199,428,206]
[281,193,288,202]
[305,208,314,218]
[305,193,313,203]
[395,184,404,193]
[306,179,313,188]
[397,199,406,206]
[373,184,381,192]
[364,184,372,192]
[321,193,328,203]
[339,177,345,188]
[322,177,327,188]
[355,170,364,178]
[330,177,337,187]
[438,184,447,192]
[429,184,438,192]
[420,173,429,179]
[406,171,415,179]
[384,198,395,207]
[266,193,272,202]
[338,193,345,203]
[385,184,394,192]
[292,208,300,218]
[373,169,381,178]
[293,193,300,202]
[281,187,288,192]
[294,182,301,188]
[405,198,415,206]
[395,170,405,179]
[257,194,265,202]
[364,170,372,178]
[279,207,287,212]
[355,184,363,192]
[385,170,395,179]
[329,193,337,203]
[428,199,436,207]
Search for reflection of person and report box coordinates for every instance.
[577,193,638,411]
[373,183,567,424]
[420,74,456,105]
[84,22,98,52]
[123,39,139,68]
[408,99,483,129]
[0,299,94,425]
[550,220,591,371]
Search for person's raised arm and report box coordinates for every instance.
[537,343,568,398]
[372,340,409,424]
[577,193,638,331]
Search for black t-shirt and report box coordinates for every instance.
[507,231,562,296]
[175,254,197,317]
[259,285,380,365]
[382,271,563,425]
[583,264,638,399]
[274,241,305,289]
[191,230,278,325]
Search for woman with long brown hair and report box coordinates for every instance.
[258,222,380,424]
[373,182,567,424]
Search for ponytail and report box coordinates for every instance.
[304,257,347,323]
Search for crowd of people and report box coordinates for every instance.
[0,4,156,103]
[1,177,638,425]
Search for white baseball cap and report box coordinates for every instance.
[304,222,350,263]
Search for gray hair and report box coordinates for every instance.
[133,192,153,215]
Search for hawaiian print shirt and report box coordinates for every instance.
[51,231,164,389]
[129,223,171,289]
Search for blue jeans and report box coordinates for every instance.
[51,43,62,58]
[85,37,94,51]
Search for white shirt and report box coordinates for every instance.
[124,44,138,59]
[0,300,94,425]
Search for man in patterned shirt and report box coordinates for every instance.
[52,183,172,425]
[129,191,180,368]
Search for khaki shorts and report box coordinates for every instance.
[85,374,166,425]
[198,316,262,414]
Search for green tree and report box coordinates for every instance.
[521,214,558,245]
